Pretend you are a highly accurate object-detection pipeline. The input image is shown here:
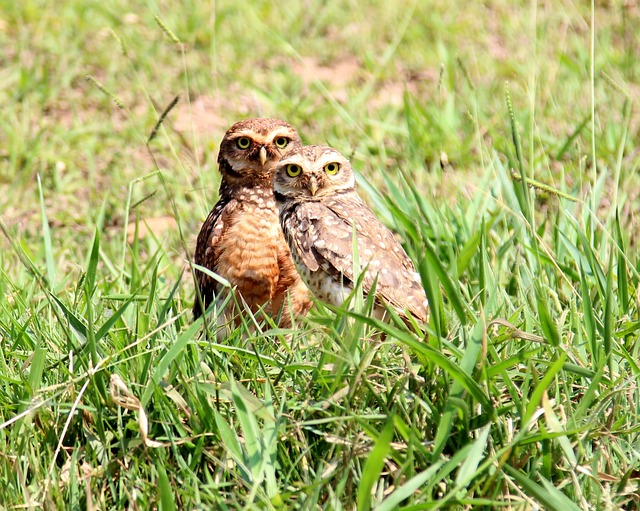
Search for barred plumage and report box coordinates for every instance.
[193,118,312,328]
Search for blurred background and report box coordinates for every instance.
[2,0,638,274]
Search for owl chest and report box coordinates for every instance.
[216,208,282,300]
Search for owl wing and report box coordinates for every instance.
[193,197,238,318]
[284,204,324,272]
[293,196,427,321]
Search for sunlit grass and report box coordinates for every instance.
[0,0,639,509]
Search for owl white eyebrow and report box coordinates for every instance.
[314,153,344,167]
[268,127,295,138]
[235,127,293,143]
[279,155,310,166]
[233,130,260,139]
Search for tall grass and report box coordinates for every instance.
[0,1,639,509]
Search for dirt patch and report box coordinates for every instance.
[126,215,178,243]
[290,55,438,108]
[170,94,229,137]
[370,68,438,108]
[291,55,362,88]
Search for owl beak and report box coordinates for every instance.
[308,176,318,196]
[259,146,268,167]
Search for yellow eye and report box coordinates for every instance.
[324,162,340,175]
[286,164,302,177]
[236,137,251,149]
[274,136,289,149]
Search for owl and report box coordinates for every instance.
[193,118,312,328]
[273,145,428,323]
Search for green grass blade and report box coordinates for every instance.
[604,251,614,375]
[579,262,598,363]
[423,239,468,325]
[433,320,486,458]
[555,114,590,160]
[615,211,629,313]
[504,464,582,511]
[375,461,445,511]
[478,222,487,306]
[456,230,481,279]
[418,255,445,341]
[231,379,270,489]
[26,334,46,396]
[157,462,176,511]
[357,417,394,511]
[85,228,100,299]
[213,408,252,482]
[95,293,136,342]
[338,310,492,410]
[142,316,201,406]
[542,398,577,467]
[536,287,560,346]
[504,81,531,223]
[523,352,567,424]
[37,175,55,290]
[455,424,491,487]
[50,293,88,341]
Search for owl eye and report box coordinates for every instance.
[274,136,289,149]
[236,137,251,149]
[286,164,302,177]
[324,162,340,175]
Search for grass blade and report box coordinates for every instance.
[504,464,582,511]
[37,175,56,290]
[357,417,394,511]
[142,316,201,406]
[455,424,491,487]
[376,461,445,511]
[433,320,486,458]
[157,462,176,511]
[523,352,567,425]
[423,239,468,325]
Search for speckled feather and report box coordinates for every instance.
[275,145,428,322]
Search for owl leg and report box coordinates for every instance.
[275,281,313,328]
[195,289,239,341]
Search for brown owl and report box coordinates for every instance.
[273,145,428,323]
[193,118,312,328]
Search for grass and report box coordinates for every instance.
[1,0,639,508]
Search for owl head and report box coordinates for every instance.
[273,145,355,200]
[217,118,302,184]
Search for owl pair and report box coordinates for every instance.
[193,118,428,330]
